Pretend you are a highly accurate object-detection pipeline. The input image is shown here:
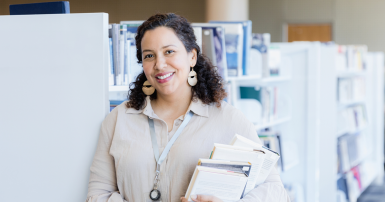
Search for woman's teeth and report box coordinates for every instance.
[157,73,173,79]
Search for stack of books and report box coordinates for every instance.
[184,134,280,202]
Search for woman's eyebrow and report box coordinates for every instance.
[142,45,177,53]
[162,44,177,48]
[142,49,152,53]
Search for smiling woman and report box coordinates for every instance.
[127,13,226,111]
[86,13,289,202]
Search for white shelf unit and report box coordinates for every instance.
[228,42,322,202]
[317,45,384,202]
[0,13,110,202]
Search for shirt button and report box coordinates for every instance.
[175,122,180,126]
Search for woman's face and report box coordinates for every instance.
[141,26,197,97]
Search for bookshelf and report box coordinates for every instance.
[317,45,384,202]
[106,20,384,202]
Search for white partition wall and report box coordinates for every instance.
[0,13,109,202]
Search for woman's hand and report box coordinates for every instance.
[180,195,223,202]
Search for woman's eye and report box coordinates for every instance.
[144,54,153,59]
[166,50,174,54]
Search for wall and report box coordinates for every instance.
[249,0,385,53]
[335,0,385,52]
[0,0,206,23]
[206,0,249,21]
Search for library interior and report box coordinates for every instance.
[1,0,385,202]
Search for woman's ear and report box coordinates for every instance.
[189,48,197,67]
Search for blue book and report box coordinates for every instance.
[192,23,228,80]
[9,1,70,15]
[207,22,244,76]
[210,21,252,76]
[120,21,144,82]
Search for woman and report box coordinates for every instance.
[87,13,289,202]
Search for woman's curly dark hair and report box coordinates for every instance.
[126,13,227,110]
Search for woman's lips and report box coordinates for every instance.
[156,72,175,83]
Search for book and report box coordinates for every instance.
[108,24,115,86]
[9,1,70,15]
[240,86,279,124]
[210,143,265,195]
[229,134,280,185]
[210,21,252,76]
[117,25,127,86]
[191,23,228,81]
[120,21,144,83]
[193,27,203,51]
[184,166,248,202]
[201,29,217,67]
[258,131,284,171]
[206,23,243,77]
[250,33,270,76]
[268,44,281,76]
[124,37,131,86]
[198,159,252,177]
[111,24,120,86]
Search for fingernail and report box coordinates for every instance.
[191,195,197,200]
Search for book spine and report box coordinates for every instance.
[108,38,114,86]
[242,21,252,76]
[117,25,125,86]
[124,38,130,85]
[111,24,120,86]
[121,25,128,86]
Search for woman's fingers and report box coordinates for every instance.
[190,194,220,202]
[180,197,189,202]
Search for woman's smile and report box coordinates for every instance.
[155,72,175,83]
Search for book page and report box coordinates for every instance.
[211,147,265,195]
[189,171,247,202]
[232,136,280,185]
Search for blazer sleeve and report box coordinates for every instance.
[86,109,128,202]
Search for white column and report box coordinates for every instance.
[206,0,249,22]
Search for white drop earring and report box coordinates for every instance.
[142,80,155,95]
[188,67,198,86]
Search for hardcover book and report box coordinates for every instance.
[185,166,248,202]
[230,134,280,185]
[210,143,265,195]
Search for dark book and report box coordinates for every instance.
[10,1,70,15]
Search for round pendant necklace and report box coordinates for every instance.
[150,189,161,201]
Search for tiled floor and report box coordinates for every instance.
[358,177,385,202]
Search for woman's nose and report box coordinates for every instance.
[155,55,167,70]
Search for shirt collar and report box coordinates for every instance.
[125,96,209,118]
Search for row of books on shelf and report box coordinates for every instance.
[338,77,366,103]
[337,133,369,174]
[337,104,367,136]
[336,45,367,72]
[108,20,281,86]
[239,86,279,124]
[337,160,376,202]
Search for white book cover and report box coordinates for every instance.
[230,134,280,185]
[211,143,265,195]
